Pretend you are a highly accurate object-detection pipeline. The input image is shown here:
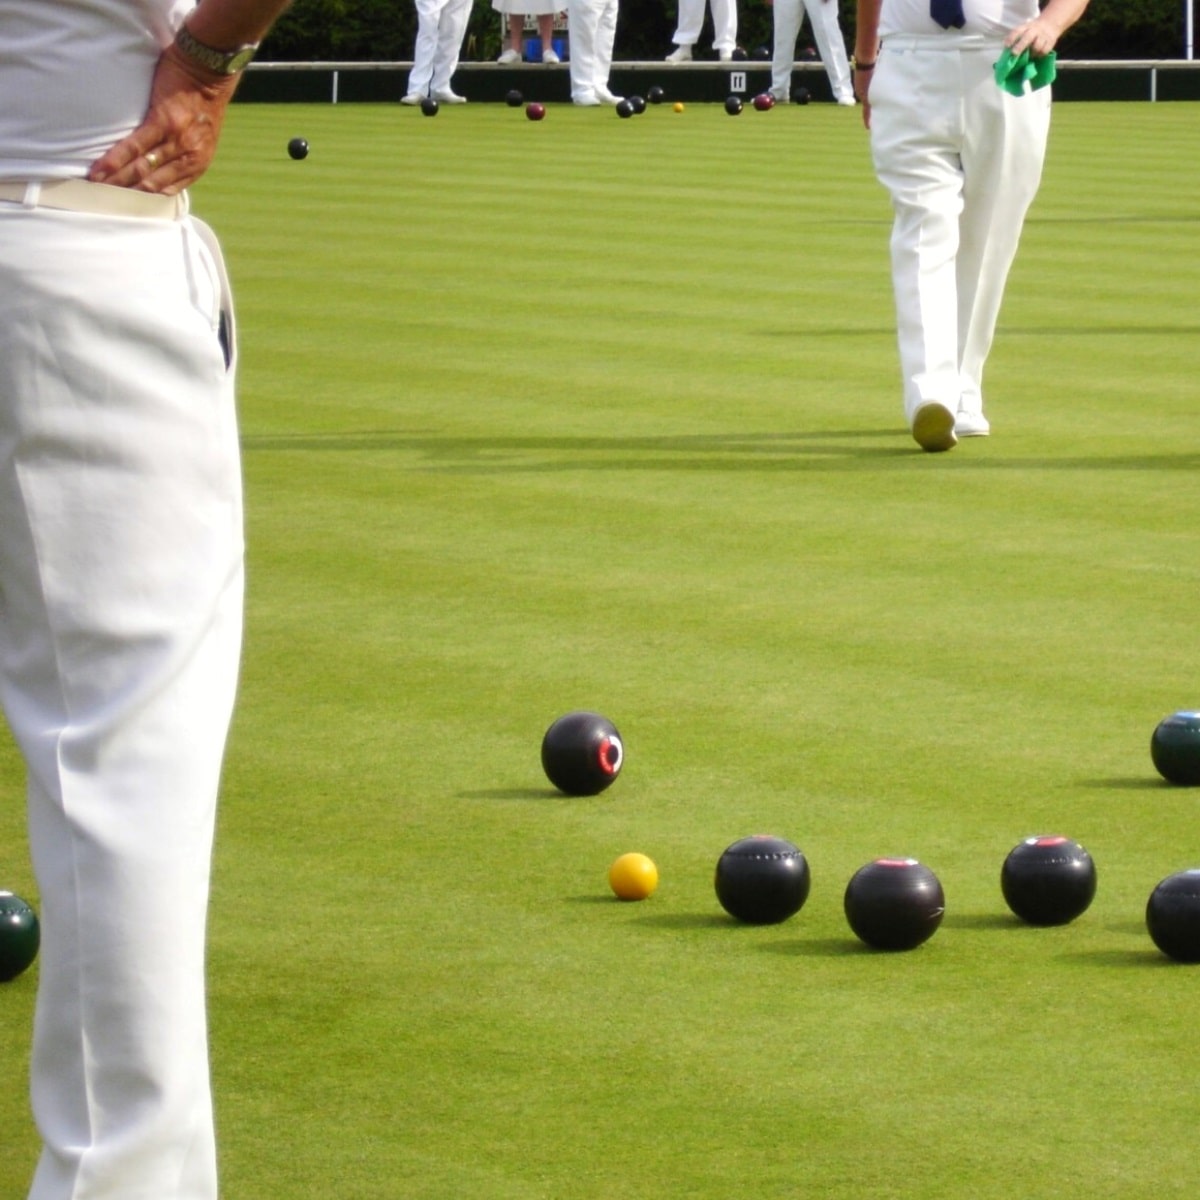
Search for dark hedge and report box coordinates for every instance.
[259,0,1190,63]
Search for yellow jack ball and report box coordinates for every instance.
[673,102,685,113]
[609,852,658,901]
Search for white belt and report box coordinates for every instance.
[882,33,1005,50]
[0,179,185,220]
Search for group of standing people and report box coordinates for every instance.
[403,0,620,105]
[661,0,854,109]
[404,0,858,109]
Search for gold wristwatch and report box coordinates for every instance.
[174,24,259,75]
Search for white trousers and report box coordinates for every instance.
[567,0,619,100]
[672,0,737,52]
[0,201,244,1200]
[869,38,1051,423]
[771,0,853,103]
[406,0,473,96]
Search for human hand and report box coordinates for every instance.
[853,70,873,127]
[1004,14,1064,57]
[87,47,238,194]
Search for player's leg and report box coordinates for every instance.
[406,0,443,95]
[808,0,854,103]
[431,0,473,94]
[710,0,738,55]
[567,0,600,101]
[771,0,805,100]
[0,210,243,1200]
[870,44,967,430]
[670,0,703,53]
[956,53,1051,427]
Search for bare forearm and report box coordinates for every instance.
[1007,0,1091,54]
[1035,0,1091,38]
[853,0,881,122]
[854,0,882,63]
[184,0,296,49]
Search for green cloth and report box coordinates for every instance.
[993,47,1057,96]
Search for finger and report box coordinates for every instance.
[1005,22,1032,50]
[88,137,155,184]
[90,152,151,189]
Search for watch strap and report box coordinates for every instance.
[174,24,259,75]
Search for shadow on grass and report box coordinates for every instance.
[241,430,1200,474]
[622,911,741,931]
[759,936,873,957]
[1076,776,1169,791]
[1006,320,1200,333]
[457,787,575,801]
[243,429,902,458]
[1056,947,1175,968]
[943,912,1019,931]
[1105,918,1150,938]
[621,912,890,944]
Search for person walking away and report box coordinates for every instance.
[854,0,1089,450]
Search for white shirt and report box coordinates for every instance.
[0,0,191,180]
[879,0,1039,39]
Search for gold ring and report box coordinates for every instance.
[146,151,160,169]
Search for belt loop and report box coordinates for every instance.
[22,182,40,209]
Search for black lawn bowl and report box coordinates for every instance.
[844,858,945,951]
[1001,836,1097,926]
[1147,870,1200,962]
[1151,711,1200,785]
[0,892,40,983]
[715,835,811,925]
[540,711,623,796]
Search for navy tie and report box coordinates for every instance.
[931,0,965,28]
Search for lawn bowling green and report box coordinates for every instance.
[2,101,1198,1200]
